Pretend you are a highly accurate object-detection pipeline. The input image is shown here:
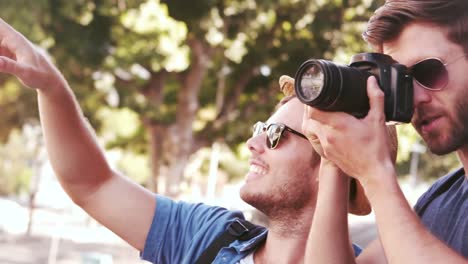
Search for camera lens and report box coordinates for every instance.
[294,59,371,118]
[298,64,325,102]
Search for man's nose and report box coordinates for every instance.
[246,134,266,154]
[413,81,432,109]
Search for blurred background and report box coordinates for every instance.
[0,0,461,263]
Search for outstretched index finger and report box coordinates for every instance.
[366,76,386,122]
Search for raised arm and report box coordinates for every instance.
[304,158,356,264]
[0,19,155,250]
[356,166,466,264]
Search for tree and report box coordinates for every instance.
[101,0,385,196]
[0,0,457,200]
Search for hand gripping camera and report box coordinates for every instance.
[293,53,414,123]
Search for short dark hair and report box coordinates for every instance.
[363,0,468,53]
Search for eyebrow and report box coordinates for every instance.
[409,49,458,65]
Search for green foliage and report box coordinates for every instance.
[96,107,141,140]
[0,0,461,189]
[0,129,36,196]
[116,151,151,184]
[161,0,214,26]
[115,0,189,71]
[0,0,49,43]
[47,0,114,67]
[0,79,38,142]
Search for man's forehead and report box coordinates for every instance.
[267,98,303,128]
[382,22,457,66]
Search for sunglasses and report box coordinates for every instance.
[252,121,307,149]
[410,53,468,91]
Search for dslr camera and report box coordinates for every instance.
[293,53,414,123]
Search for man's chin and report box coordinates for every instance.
[240,186,275,213]
[423,134,461,155]
[240,186,262,207]
[239,184,253,203]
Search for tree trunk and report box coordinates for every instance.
[147,124,166,193]
[192,67,257,152]
[142,72,167,193]
[165,37,211,198]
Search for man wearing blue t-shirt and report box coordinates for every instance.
[0,18,375,263]
[302,1,468,263]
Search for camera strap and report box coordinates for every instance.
[194,218,264,264]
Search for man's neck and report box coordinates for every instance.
[253,216,312,264]
[254,231,309,264]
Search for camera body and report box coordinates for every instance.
[294,52,414,123]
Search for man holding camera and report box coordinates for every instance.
[303,0,468,263]
[0,17,377,263]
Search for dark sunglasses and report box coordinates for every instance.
[252,121,307,149]
[410,53,468,91]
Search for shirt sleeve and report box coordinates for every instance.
[141,195,244,264]
[413,169,461,212]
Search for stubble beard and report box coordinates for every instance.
[420,98,468,155]
[240,171,315,223]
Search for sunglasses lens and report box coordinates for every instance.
[252,122,264,137]
[266,124,283,149]
[412,58,448,90]
[252,122,286,149]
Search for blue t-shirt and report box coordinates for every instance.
[141,195,361,263]
[140,195,267,264]
[414,168,468,258]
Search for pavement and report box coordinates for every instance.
[0,231,145,264]
[0,204,378,264]
[0,222,378,264]
[0,198,147,264]
[2,177,428,264]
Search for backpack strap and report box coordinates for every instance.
[194,218,264,264]
[416,168,465,217]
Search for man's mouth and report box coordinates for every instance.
[249,164,267,175]
[247,158,269,179]
[418,115,441,133]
